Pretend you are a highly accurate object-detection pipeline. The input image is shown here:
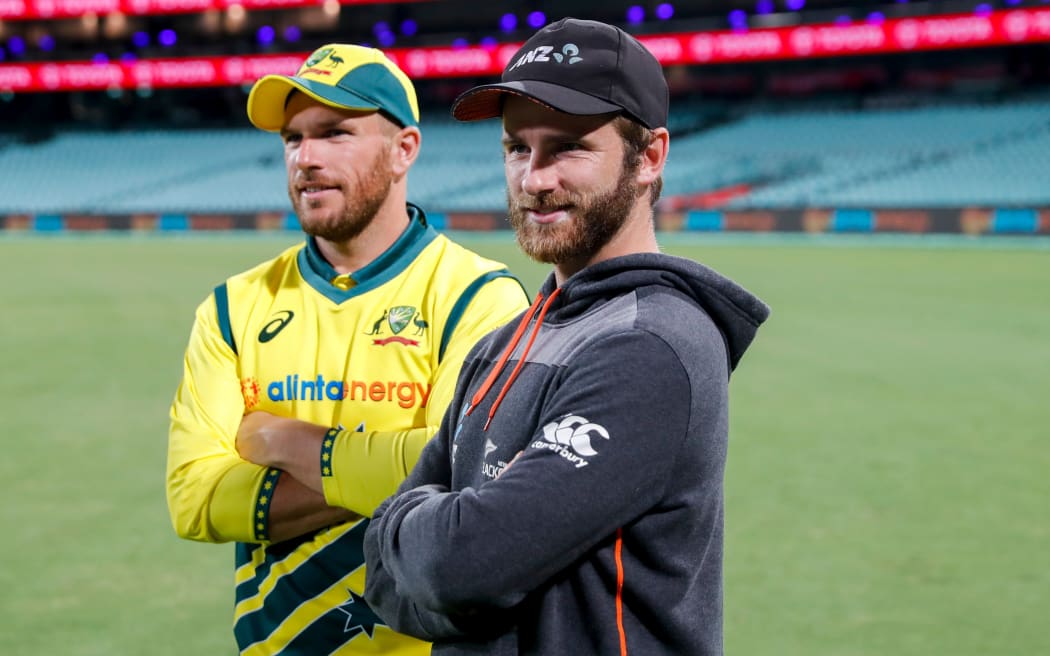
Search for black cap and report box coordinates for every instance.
[451,18,668,129]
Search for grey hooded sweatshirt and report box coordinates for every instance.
[364,252,770,655]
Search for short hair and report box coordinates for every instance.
[614,115,663,207]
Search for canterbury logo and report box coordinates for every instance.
[532,415,609,469]
[258,310,294,343]
[507,43,583,73]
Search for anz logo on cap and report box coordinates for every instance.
[507,43,583,73]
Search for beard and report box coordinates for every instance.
[290,147,394,243]
[507,159,639,265]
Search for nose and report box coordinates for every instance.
[520,154,558,197]
[295,137,322,170]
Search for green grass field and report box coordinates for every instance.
[2,233,1047,655]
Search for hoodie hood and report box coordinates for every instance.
[539,253,770,372]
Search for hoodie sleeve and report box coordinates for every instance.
[361,432,461,639]
[365,329,714,614]
[363,408,515,640]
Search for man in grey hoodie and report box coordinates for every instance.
[363,18,770,655]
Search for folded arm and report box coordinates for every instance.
[366,333,696,613]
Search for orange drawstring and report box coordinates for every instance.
[466,291,544,418]
[482,287,562,430]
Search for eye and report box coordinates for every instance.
[324,128,350,138]
[504,143,528,156]
[281,133,302,145]
[558,142,583,152]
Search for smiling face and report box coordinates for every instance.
[281,92,398,243]
[502,96,642,268]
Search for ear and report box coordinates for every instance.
[634,127,669,188]
[390,125,421,178]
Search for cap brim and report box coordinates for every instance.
[451,80,622,122]
[247,75,385,132]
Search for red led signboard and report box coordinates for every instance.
[1,9,1048,92]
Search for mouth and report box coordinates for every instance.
[297,183,339,200]
[523,205,571,224]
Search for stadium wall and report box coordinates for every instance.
[3,207,1049,236]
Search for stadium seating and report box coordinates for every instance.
[714,100,1050,208]
[0,99,1047,214]
[0,129,284,214]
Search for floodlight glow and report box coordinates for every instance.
[527,11,546,28]
[158,29,177,47]
[257,25,275,46]
[656,3,674,20]
[626,6,644,23]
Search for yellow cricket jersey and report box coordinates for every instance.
[167,206,529,655]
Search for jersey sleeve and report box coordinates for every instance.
[167,293,270,544]
[321,273,529,516]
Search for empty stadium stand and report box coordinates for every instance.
[0,99,1047,215]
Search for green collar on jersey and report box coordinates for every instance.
[297,203,438,304]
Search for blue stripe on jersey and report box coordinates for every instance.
[233,521,372,650]
[296,206,438,305]
[440,269,524,362]
[213,283,237,355]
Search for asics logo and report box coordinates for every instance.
[532,415,609,469]
[259,310,294,343]
[507,43,583,73]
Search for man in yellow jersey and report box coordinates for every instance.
[166,43,529,655]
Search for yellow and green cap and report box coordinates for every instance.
[247,44,419,131]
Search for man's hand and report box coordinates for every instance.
[237,412,359,539]
[236,410,287,467]
[237,411,328,494]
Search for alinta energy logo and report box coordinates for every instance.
[507,43,583,73]
[264,374,432,408]
[258,310,294,343]
[363,305,428,347]
[532,414,609,469]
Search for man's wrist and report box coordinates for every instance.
[320,428,339,478]
[265,418,327,471]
